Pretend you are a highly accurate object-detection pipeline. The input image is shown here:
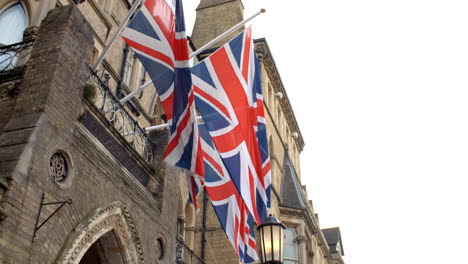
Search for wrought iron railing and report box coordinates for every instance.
[0,39,35,76]
[176,237,206,264]
[88,69,154,163]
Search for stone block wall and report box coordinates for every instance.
[191,1,245,50]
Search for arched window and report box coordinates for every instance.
[0,3,27,45]
[0,2,27,70]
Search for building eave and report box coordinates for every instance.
[254,38,305,151]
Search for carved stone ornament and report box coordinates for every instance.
[55,201,145,264]
[50,152,68,183]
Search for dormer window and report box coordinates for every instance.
[336,241,342,255]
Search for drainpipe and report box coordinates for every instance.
[201,188,208,261]
[117,45,129,98]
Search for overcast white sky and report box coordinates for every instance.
[183,1,468,263]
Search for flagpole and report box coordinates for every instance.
[92,0,145,71]
[145,116,204,132]
[122,8,266,105]
[120,80,153,104]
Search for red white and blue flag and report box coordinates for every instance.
[199,124,258,263]
[252,56,272,209]
[186,172,203,210]
[191,27,271,224]
[121,0,204,178]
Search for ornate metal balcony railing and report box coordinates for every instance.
[0,39,35,77]
[176,237,206,264]
[88,69,154,163]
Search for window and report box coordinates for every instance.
[0,2,27,70]
[123,49,135,87]
[0,2,27,45]
[284,228,298,264]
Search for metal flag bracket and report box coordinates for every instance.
[32,192,72,242]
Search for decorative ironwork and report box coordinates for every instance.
[0,39,34,75]
[176,237,206,264]
[32,193,72,242]
[50,153,68,183]
[88,69,154,163]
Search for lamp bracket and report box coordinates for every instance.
[32,192,72,242]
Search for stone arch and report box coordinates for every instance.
[55,201,145,264]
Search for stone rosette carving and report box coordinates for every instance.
[55,201,145,264]
[50,153,68,183]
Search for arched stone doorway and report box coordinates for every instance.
[56,201,144,264]
[79,230,125,264]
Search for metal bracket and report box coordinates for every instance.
[32,193,72,242]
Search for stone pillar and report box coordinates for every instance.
[12,5,93,122]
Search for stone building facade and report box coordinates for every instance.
[0,0,346,263]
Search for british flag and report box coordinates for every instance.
[199,125,258,263]
[192,27,271,224]
[121,0,204,177]
[185,172,203,210]
[252,56,272,209]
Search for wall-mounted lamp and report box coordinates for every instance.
[275,92,283,99]
[257,214,286,264]
[291,132,298,138]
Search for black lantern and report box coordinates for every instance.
[257,214,286,264]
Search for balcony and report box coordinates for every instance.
[86,68,154,163]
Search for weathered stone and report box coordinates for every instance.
[0,4,180,264]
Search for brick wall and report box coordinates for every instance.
[0,5,180,263]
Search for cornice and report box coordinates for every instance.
[254,39,305,151]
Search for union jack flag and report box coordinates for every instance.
[186,172,203,210]
[252,47,272,209]
[121,0,204,177]
[192,27,271,224]
[199,125,258,263]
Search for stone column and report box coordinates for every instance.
[296,224,308,264]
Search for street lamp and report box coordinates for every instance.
[257,214,286,264]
